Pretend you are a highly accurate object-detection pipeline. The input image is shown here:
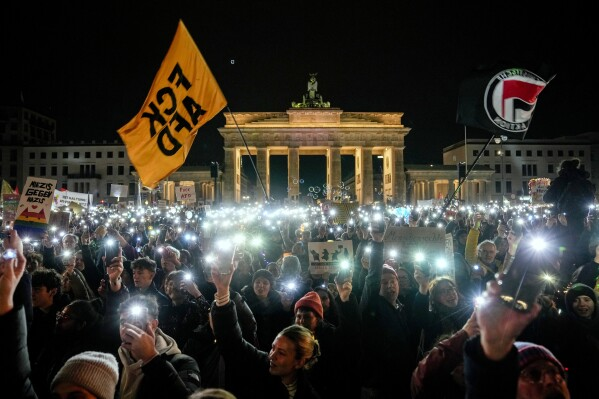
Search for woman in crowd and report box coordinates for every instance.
[210,260,321,398]
[240,269,290,351]
[31,297,111,398]
[413,274,473,359]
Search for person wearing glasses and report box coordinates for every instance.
[464,279,570,399]
[30,298,112,398]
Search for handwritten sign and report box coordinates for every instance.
[175,185,196,203]
[53,190,93,208]
[14,176,57,235]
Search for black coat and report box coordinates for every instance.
[241,285,291,351]
[359,240,417,399]
[211,300,320,399]
[0,306,37,399]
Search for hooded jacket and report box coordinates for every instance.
[118,327,200,399]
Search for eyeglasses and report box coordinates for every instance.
[520,363,564,384]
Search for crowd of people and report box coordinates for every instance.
[1,157,598,399]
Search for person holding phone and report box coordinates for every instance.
[117,295,201,399]
[359,222,417,399]
[210,261,321,399]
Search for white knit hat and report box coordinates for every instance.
[51,351,119,399]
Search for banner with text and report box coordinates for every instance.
[307,240,353,275]
[14,177,57,237]
[53,190,93,208]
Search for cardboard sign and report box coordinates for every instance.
[383,226,454,278]
[110,184,129,198]
[307,240,353,275]
[48,211,71,233]
[53,190,93,208]
[175,185,196,203]
[13,177,57,236]
[2,193,19,227]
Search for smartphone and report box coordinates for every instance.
[125,306,149,330]
[104,242,120,263]
[496,237,547,312]
[218,244,239,274]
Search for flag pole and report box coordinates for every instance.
[440,134,495,217]
[226,106,270,203]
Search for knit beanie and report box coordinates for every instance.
[252,269,275,287]
[51,351,119,399]
[515,342,565,377]
[294,291,324,319]
[566,283,596,306]
[382,265,398,279]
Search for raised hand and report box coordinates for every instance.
[476,279,540,361]
[120,322,159,363]
[0,229,27,315]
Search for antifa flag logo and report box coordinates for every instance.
[484,69,547,134]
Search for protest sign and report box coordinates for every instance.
[53,190,93,208]
[175,185,196,203]
[307,240,353,275]
[383,226,454,278]
[13,176,57,238]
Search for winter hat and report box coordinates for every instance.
[252,269,275,287]
[51,351,119,399]
[382,265,398,279]
[294,291,324,319]
[515,342,565,377]
[566,283,597,312]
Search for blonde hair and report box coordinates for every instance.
[277,324,320,370]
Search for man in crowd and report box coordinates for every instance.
[118,295,201,398]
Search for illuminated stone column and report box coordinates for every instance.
[222,148,238,203]
[428,181,435,200]
[288,147,299,200]
[362,147,373,204]
[327,147,341,200]
[256,147,270,201]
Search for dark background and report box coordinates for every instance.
[3,1,598,199]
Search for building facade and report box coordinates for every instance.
[443,135,595,203]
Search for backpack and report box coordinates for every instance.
[557,177,596,215]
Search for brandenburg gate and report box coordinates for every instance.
[218,75,411,204]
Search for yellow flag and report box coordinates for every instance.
[118,20,227,188]
[1,179,14,196]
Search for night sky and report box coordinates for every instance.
[3,1,599,199]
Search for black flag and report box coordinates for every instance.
[456,65,553,140]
